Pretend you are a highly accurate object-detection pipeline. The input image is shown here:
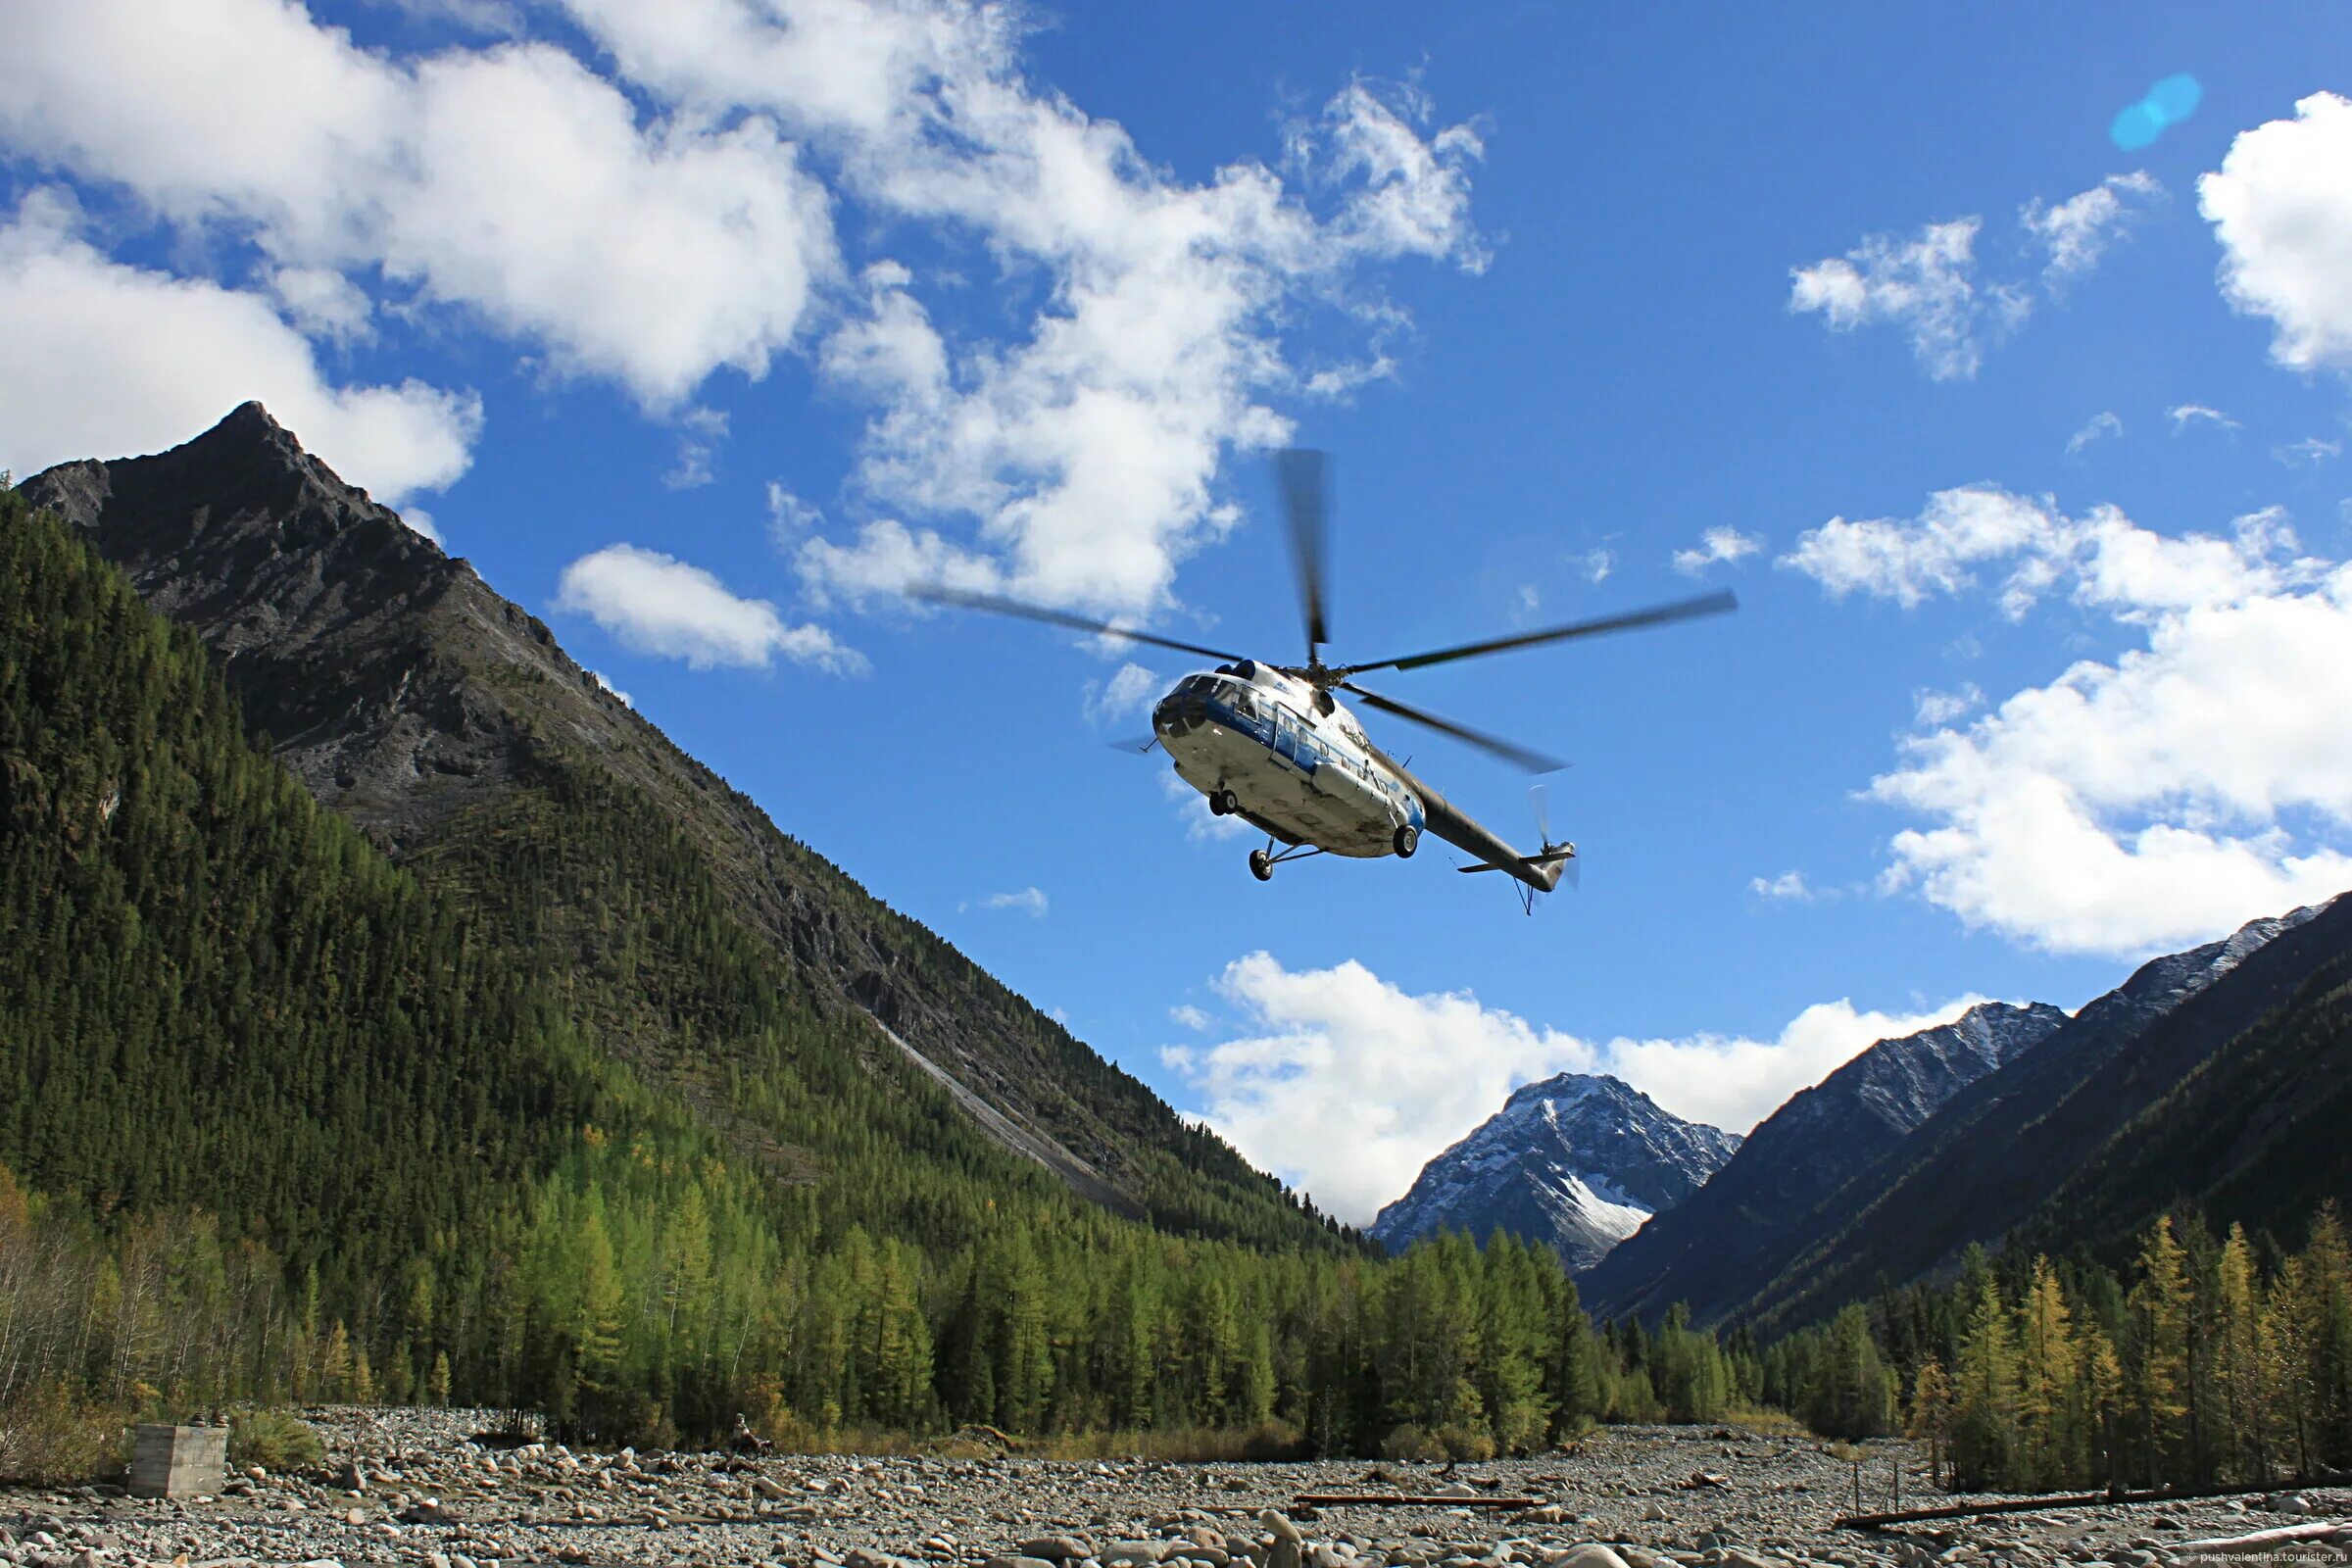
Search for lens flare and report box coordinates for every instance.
[2111,72,2201,150]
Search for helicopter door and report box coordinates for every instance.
[1273,711,1315,774]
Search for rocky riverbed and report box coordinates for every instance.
[2,1409,2344,1568]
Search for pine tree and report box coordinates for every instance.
[2127,1216,2192,1486]
[2015,1257,2081,1489]
[1908,1356,1952,1489]
[2214,1223,2267,1483]
[1950,1278,2018,1490]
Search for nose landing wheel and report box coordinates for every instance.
[1246,838,1324,882]
[1210,788,1240,816]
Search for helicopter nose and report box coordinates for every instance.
[1153,695,1202,738]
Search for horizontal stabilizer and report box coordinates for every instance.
[1459,846,1575,875]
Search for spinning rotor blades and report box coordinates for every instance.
[907,586,1248,664]
[912,451,1738,780]
[1340,589,1738,676]
[1274,448,1331,658]
[1341,681,1566,774]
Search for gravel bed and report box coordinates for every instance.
[3,1409,2344,1568]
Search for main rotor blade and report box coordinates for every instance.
[1274,448,1330,656]
[909,585,1249,663]
[1342,681,1567,774]
[1341,589,1737,676]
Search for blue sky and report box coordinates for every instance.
[5,1,2349,1224]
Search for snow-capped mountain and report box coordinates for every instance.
[1370,1074,1740,1269]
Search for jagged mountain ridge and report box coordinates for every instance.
[22,404,1329,1247]
[1737,896,2349,1332]
[1370,1073,1740,1269]
[1581,1000,2068,1322]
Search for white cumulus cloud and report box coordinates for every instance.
[2201,92,2352,374]
[1166,953,1987,1224]
[0,0,1494,628]
[0,0,839,412]
[554,544,866,673]
[0,190,477,503]
[1748,871,1815,902]
[1788,486,2352,956]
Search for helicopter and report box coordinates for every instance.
[916,450,1735,907]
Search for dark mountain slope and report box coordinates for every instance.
[1582,1001,2066,1323]
[23,405,1333,1250]
[1742,897,2348,1332]
[2007,912,2352,1264]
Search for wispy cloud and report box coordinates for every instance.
[974,886,1049,917]
[2169,403,2240,436]
[2022,172,2162,290]
[1790,173,2160,380]
[1671,525,1764,576]
[2066,411,2123,457]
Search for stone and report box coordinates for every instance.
[1261,1511,1304,1544]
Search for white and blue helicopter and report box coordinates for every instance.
[919,451,1734,909]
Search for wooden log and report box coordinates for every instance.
[1836,1472,2352,1532]
[1293,1493,1541,1509]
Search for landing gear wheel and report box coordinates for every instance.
[1393,823,1420,858]
[1248,848,1273,882]
[1210,788,1240,817]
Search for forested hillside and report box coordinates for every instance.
[0,486,1333,1446]
[21,405,1315,1247]
[0,485,1726,1460]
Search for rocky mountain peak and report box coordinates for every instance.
[1370,1071,1740,1270]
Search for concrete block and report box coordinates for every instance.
[129,1424,227,1498]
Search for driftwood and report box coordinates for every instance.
[1837,1473,2352,1532]
[1293,1492,1542,1509]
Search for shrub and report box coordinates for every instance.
[0,1379,127,1485]
[1381,1422,1444,1461]
[228,1410,323,1473]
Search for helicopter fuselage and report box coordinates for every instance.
[1152,661,1421,857]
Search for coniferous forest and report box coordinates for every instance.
[5,485,2350,1492]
